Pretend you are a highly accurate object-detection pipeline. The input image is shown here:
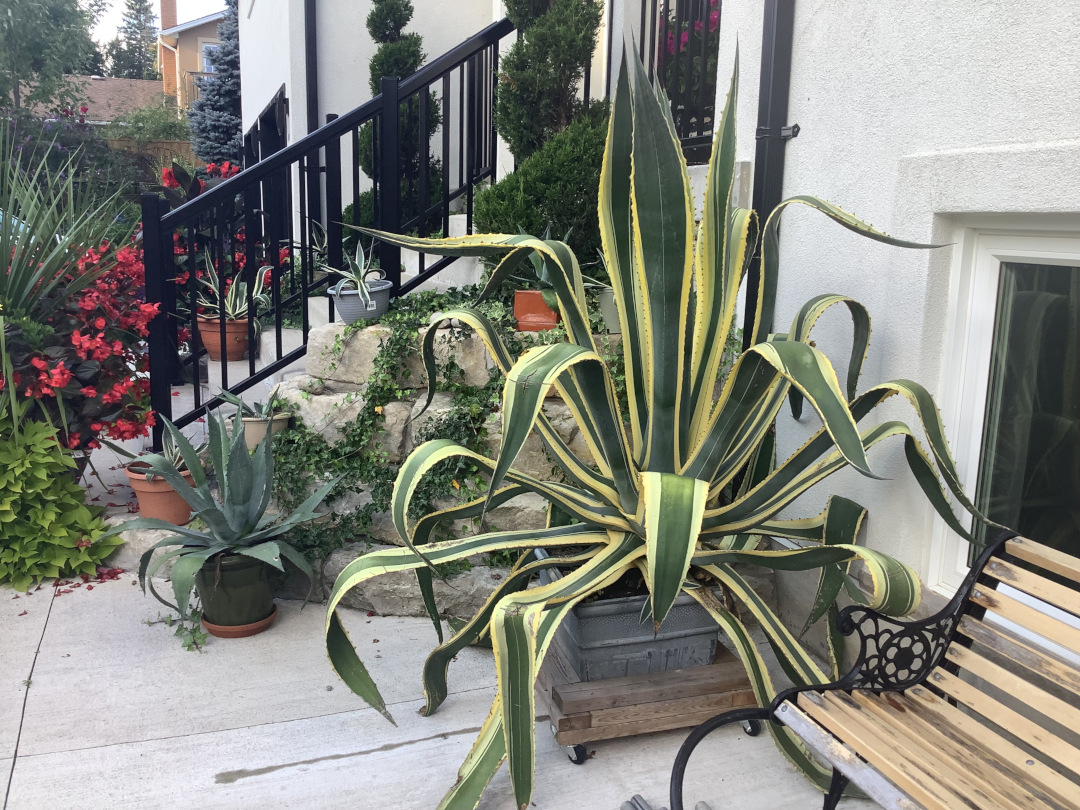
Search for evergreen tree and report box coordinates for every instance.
[495,0,602,160]
[188,0,242,164]
[106,0,159,80]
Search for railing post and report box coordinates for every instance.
[378,75,402,291]
[324,113,344,270]
[141,192,174,451]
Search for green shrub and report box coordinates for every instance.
[102,98,190,143]
[474,105,608,275]
[495,0,603,160]
[0,418,120,591]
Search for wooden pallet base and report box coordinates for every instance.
[536,639,757,746]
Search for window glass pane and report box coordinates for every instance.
[202,44,218,73]
[975,262,1080,558]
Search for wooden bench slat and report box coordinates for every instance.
[848,690,1074,810]
[775,701,923,810]
[982,557,1080,619]
[1007,538,1080,585]
[944,644,1080,735]
[969,584,1080,656]
[797,691,985,810]
[824,690,1041,810]
[928,667,1080,778]
[958,615,1080,700]
[904,684,1080,809]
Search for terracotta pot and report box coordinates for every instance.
[196,317,250,361]
[514,289,560,331]
[241,412,291,451]
[125,462,195,525]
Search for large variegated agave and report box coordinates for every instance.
[325,55,990,809]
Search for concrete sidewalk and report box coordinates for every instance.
[1,578,872,810]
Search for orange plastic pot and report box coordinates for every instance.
[514,290,560,332]
[125,462,195,524]
[196,317,249,361]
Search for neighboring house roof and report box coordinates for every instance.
[66,76,166,123]
[160,12,226,38]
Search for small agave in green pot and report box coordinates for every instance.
[102,411,338,635]
[323,53,994,809]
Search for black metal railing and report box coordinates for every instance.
[637,0,720,163]
[141,18,513,448]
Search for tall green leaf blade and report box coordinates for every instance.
[641,472,708,626]
[326,611,395,724]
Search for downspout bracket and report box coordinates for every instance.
[755,123,800,140]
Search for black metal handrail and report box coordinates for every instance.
[141,18,514,448]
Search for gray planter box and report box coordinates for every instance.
[537,551,720,682]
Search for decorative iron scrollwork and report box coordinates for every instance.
[836,605,958,691]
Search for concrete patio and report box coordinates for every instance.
[0,573,877,810]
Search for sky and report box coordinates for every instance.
[91,0,226,44]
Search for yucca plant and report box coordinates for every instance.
[194,253,272,322]
[323,56,991,809]
[0,123,129,320]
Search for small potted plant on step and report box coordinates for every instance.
[511,235,562,331]
[326,242,392,324]
[101,411,338,639]
[216,388,292,451]
[193,255,272,361]
[108,434,208,524]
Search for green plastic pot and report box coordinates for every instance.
[195,553,282,635]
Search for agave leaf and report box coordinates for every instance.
[627,53,694,473]
[326,611,395,724]
[598,59,647,459]
[421,548,597,716]
[786,294,872,419]
[748,341,874,477]
[640,472,708,626]
[236,540,284,572]
[435,702,506,810]
[170,547,220,617]
[801,496,866,633]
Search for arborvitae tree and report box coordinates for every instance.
[495,0,602,160]
[188,0,241,164]
[106,0,159,80]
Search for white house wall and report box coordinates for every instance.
[717,0,1080,607]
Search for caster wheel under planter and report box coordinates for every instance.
[743,719,761,737]
[567,744,587,764]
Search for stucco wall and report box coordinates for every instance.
[177,20,224,76]
[717,1,1080,592]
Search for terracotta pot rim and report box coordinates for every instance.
[240,413,291,423]
[202,604,278,638]
[124,461,197,482]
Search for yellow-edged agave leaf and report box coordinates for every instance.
[748,341,874,476]
[751,196,940,346]
[802,496,867,633]
[641,472,708,625]
[786,294,872,419]
[326,611,395,724]
[436,700,506,810]
[491,537,643,809]
[599,60,648,458]
[627,52,694,472]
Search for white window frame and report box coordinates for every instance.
[198,38,220,73]
[928,221,1080,596]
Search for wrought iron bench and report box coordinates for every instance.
[669,531,1080,809]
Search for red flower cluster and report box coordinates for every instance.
[204,161,239,178]
[3,241,159,454]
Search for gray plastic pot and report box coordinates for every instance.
[328,279,392,323]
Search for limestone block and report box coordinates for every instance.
[483,400,597,481]
[372,400,412,464]
[305,322,391,387]
[485,492,549,533]
[406,328,493,389]
[322,543,510,618]
[276,556,327,603]
[277,383,368,446]
[404,392,457,453]
[329,488,402,546]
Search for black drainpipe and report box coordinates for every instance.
[304,0,320,134]
[743,0,799,349]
